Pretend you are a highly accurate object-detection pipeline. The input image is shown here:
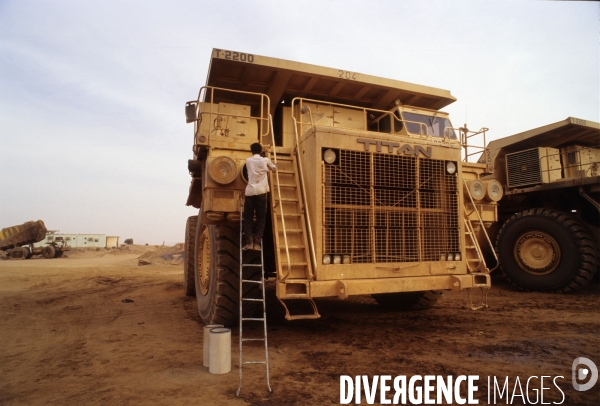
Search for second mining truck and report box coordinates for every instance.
[0,220,68,259]
[182,49,500,325]
[480,117,600,292]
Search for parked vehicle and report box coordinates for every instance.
[481,117,599,292]
[1,220,68,259]
[182,49,499,325]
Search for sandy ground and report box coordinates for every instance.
[1,250,599,406]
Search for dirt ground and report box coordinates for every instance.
[1,250,599,406]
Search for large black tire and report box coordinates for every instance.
[372,291,443,310]
[496,208,599,292]
[183,216,198,296]
[9,247,28,260]
[42,245,55,259]
[194,220,261,326]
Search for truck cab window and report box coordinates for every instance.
[402,112,456,139]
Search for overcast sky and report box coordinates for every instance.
[1,0,598,245]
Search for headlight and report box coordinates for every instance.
[454,252,461,261]
[446,161,456,174]
[323,149,337,164]
[333,255,342,264]
[323,255,331,265]
[208,156,238,185]
[466,180,485,200]
[484,180,503,202]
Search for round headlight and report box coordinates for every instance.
[208,156,238,185]
[466,180,485,200]
[333,255,342,264]
[323,149,337,164]
[446,161,457,174]
[484,180,503,202]
[322,255,331,265]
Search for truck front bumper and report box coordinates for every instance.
[278,273,490,300]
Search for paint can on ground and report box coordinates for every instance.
[203,324,224,367]
[209,327,231,374]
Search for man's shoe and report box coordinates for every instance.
[242,235,253,250]
[253,239,262,251]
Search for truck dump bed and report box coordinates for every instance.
[204,48,456,113]
[482,117,600,172]
[0,220,48,250]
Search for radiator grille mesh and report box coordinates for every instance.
[323,149,459,263]
[506,148,541,188]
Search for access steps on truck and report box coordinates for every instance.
[268,150,320,320]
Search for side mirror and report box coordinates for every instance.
[185,101,199,123]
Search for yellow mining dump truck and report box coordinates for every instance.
[480,117,600,292]
[0,220,67,259]
[183,49,500,325]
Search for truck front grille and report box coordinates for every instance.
[323,150,459,263]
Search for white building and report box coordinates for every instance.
[34,233,120,248]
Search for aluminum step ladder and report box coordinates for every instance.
[237,205,272,396]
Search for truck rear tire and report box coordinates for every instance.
[183,216,198,296]
[194,220,261,326]
[9,247,28,260]
[42,246,55,259]
[496,208,599,292]
[372,291,443,310]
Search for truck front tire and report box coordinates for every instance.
[496,208,599,292]
[183,216,197,296]
[193,218,261,326]
[42,246,55,259]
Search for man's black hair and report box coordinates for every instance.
[251,143,262,155]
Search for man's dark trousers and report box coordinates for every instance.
[243,193,268,243]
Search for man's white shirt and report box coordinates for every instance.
[245,154,277,196]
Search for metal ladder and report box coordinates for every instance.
[461,173,499,274]
[237,203,272,396]
[460,173,496,310]
[267,114,320,320]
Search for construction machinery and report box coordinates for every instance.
[183,49,500,326]
[480,118,599,292]
[0,220,68,259]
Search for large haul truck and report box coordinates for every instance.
[0,220,68,259]
[481,118,599,292]
[183,49,500,325]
